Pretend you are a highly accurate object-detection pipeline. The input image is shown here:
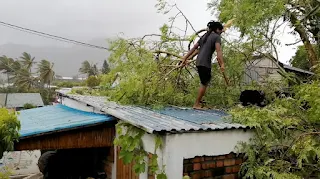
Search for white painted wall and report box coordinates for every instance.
[164,130,252,179]
[0,150,40,176]
[139,129,253,179]
[60,96,104,114]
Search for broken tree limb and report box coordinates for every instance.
[220,68,230,86]
[188,29,207,50]
[153,50,182,59]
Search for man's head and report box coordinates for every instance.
[207,21,224,35]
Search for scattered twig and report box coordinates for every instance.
[285,40,302,46]
[142,34,162,40]
[172,4,197,33]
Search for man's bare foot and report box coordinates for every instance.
[193,104,208,110]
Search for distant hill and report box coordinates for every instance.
[0,38,110,77]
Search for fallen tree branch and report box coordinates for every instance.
[188,29,207,50]
[153,50,182,59]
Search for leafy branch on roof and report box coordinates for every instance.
[229,81,320,178]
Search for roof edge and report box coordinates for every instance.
[57,92,251,134]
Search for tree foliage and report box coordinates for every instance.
[37,59,55,86]
[79,60,99,77]
[0,167,11,179]
[208,0,320,69]
[53,81,85,88]
[19,52,35,72]
[0,52,57,104]
[86,76,100,88]
[94,8,256,108]
[101,60,110,74]
[0,109,20,179]
[23,103,36,109]
[0,108,21,159]
[229,81,320,178]
[0,53,56,89]
[290,45,319,71]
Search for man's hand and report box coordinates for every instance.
[180,57,188,67]
[220,64,225,73]
[180,43,199,67]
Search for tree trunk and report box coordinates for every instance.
[290,13,319,70]
[5,73,9,107]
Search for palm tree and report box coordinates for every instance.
[0,56,24,105]
[0,56,21,83]
[19,52,36,72]
[79,60,98,77]
[13,68,37,90]
[37,59,55,88]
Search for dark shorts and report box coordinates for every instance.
[197,66,212,86]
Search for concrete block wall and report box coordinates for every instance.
[183,153,244,179]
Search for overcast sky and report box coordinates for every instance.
[0,0,299,64]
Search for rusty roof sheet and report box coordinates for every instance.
[57,91,249,134]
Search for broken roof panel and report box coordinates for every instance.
[58,92,249,134]
[18,104,114,138]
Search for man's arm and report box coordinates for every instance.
[215,42,225,72]
[181,42,199,64]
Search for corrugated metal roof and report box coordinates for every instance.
[58,92,249,134]
[18,104,114,138]
[282,64,314,75]
[0,93,44,108]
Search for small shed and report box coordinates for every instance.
[243,56,314,85]
[14,104,116,179]
[57,92,253,179]
[0,93,44,110]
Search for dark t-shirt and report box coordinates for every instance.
[196,32,221,68]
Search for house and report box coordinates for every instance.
[0,93,44,110]
[53,91,253,179]
[14,103,116,178]
[243,56,314,85]
[54,75,87,81]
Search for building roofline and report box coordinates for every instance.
[251,55,314,76]
[57,91,252,134]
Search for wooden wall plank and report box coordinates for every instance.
[116,147,139,179]
[14,124,115,151]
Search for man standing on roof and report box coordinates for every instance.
[182,21,225,110]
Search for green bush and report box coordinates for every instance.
[23,103,36,109]
[0,108,21,159]
[86,76,100,88]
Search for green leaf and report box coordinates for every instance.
[264,159,275,165]
[133,162,146,173]
[157,173,167,179]
[119,150,134,164]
